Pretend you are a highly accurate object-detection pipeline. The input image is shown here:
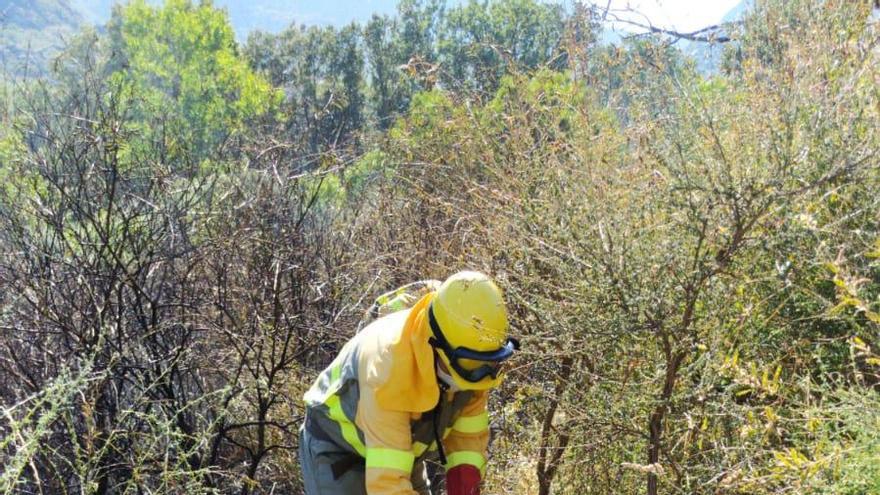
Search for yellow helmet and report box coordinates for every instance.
[428,271,518,390]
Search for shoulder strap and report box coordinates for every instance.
[359,279,441,331]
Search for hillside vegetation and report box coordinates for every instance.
[0,1,878,494]
[0,0,83,75]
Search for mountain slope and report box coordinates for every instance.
[680,0,752,74]
[68,0,114,25]
[0,0,83,75]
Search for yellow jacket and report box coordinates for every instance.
[303,293,490,494]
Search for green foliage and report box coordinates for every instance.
[301,169,344,209]
[440,0,568,92]
[751,386,880,495]
[0,359,96,493]
[108,0,279,158]
[299,149,393,211]
[346,149,391,194]
[0,112,44,202]
[244,22,365,153]
[816,391,880,494]
[0,122,23,167]
[238,0,578,146]
[362,14,402,128]
[390,89,461,150]
[486,69,588,138]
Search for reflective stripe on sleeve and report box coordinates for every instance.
[452,412,489,433]
[366,448,416,472]
[326,394,366,457]
[324,363,366,456]
[445,451,487,476]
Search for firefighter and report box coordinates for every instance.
[300,271,519,495]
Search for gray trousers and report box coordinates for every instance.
[299,426,432,495]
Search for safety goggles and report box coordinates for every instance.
[428,305,520,383]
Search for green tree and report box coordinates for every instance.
[362,1,443,129]
[363,14,403,129]
[107,0,279,161]
[246,23,366,155]
[329,24,365,141]
[438,0,568,93]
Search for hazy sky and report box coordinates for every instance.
[601,0,745,31]
[71,1,748,36]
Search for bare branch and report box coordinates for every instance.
[606,12,738,43]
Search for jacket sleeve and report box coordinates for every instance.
[356,357,419,494]
[443,391,490,476]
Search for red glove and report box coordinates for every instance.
[446,464,481,495]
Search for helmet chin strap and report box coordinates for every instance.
[436,360,462,392]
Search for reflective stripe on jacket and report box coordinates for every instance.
[303,292,490,494]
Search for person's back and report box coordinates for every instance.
[299,271,518,495]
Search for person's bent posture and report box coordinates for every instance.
[300,271,519,495]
